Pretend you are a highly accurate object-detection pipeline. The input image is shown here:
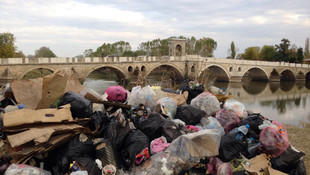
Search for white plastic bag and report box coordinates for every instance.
[156,97,177,120]
[128,85,156,111]
[223,99,247,118]
[190,92,220,116]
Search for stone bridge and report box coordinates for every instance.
[0,55,310,85]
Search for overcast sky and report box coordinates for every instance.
[1,0,309,58]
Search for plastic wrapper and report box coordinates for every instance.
[215,109,240,133]
[175,104,205,125]
[259,121,289,158]
[156,97,177,120]
[190,92,221,117]
[223,99,247,118]
[4,164,51,175]
[127,129,222,175]
[199,117,225,135]
[104,85,127,103]
[128,85,156,111]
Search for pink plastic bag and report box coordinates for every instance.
[105,85,127,102]
[215,109,240,133]
[259,121,289,157]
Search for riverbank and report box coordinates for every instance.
[285,124,310,171]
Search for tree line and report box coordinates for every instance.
[1,32,309,63]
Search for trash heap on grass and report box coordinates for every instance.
[0,70,307,175]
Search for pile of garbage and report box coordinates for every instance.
[0,69,307,175]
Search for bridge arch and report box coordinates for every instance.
[242,66,269,81]
[19,67,56,79]
[84,65,127,83]
[145,63,184,79]
[306,71,310,81]
[198,64,230,82]
[280,69,295,81]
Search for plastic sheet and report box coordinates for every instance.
[199,117,225,135]
[128,85,156,111]
[215,109,240,133]
[259,121,289,158]
[175,104,206,125]
[223,99,247,118]
[128,129,222,175]
[4,164,51,175]
[190,92,221,116]
[155,97,177,120]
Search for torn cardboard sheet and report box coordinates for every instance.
[3,104,73,128]
[11,69,83,110]
[6,123,85,148]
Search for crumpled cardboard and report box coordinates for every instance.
[2,104,73,128]
[11,69,83,110]
[242,154,288,175]
[6,123,85,148]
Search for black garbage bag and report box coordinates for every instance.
[89,111,110,136]
[181,80,204,104]
[239,113,264,135]
[45,134,96,175]
[59,91,93,119]
[271,145,306,175]
[219,133,248,162]
[135,112,168,141]
[119,129,150,170]
[175,104,206,125]
[162,120,185,143]
[161,88,179,94]
[75,157,101,175]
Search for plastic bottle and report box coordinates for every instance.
[4,104,26,113]
[247,142,261,155]
[235,124,250,140]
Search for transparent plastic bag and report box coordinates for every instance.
[128,85,156,111]
[156,97,177,120]
[4,164,51,175]
[259,121,289,158]
[223,99,247,118]
[199,117,225,135]
[127,129,222,175]
[190,92,220,116]
[215,109,240,133]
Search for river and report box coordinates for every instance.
[83,78,310,128]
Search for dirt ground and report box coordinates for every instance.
[285,124,310,172]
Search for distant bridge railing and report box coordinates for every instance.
[1,56,309,69]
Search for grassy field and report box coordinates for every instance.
[285,124,310,172]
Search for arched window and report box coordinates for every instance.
[229,67,233,72]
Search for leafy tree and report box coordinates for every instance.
[0,32,16,58]
[305,37,310,58]
[199,37,217,57]
[14,51,25,58]
[186,36,197,55]
[242,47,260,60]
[84,49,94,57]
[259,45,276,61]
[297,47,304,63]
[35,46,56,58]
[275,38,290,62]
[228,41,236,59]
